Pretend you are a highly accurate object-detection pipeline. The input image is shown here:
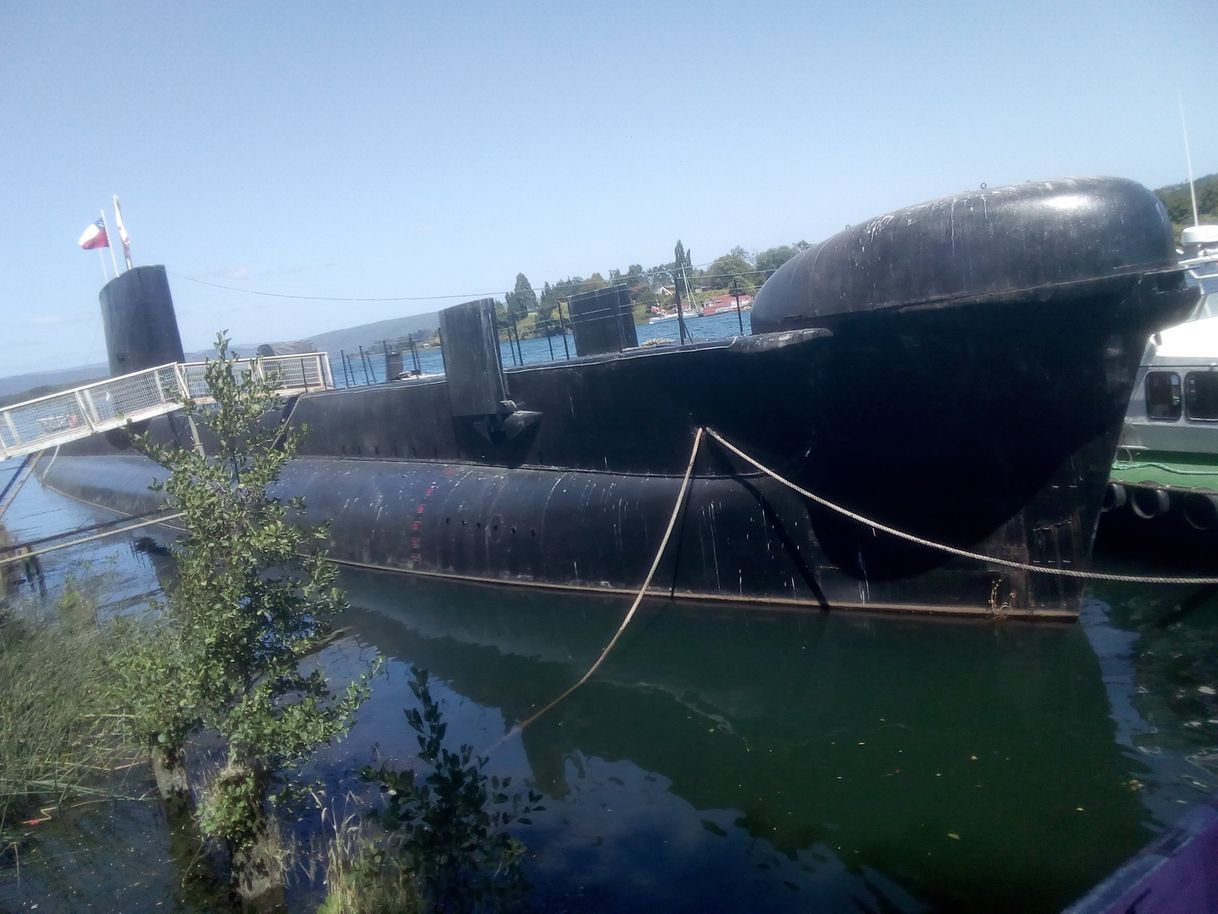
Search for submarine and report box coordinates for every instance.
[38,177,1198,619]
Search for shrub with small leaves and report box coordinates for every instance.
[109,334,374,903]
[362,668,543,913]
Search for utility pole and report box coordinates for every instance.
[730,277,744,335]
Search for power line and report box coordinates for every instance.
[170,265,776,307]
[168,272,507,303]
[15,263,772,354]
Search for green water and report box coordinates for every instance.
[311,572,1198,913]
[2,473,1215,913]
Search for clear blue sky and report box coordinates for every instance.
[1,0,1214,377]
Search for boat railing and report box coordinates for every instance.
[0,352,333,461]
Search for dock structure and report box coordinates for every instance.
[0,352,332,461]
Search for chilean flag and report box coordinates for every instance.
[77,219,109,250]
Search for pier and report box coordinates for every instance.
[0,352,332,460]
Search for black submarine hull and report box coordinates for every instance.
[40,178,1197,619]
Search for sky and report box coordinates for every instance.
[1,0,1215,378]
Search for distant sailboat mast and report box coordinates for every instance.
[1179,90,1200,227]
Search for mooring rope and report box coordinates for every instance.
[511,426,707,734]
[0,511,185,568]
[704,426,1218,587]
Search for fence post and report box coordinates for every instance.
[173,363,191,401]
[75,390,99,431]
[153,368,168,404]
[4,411,22,447]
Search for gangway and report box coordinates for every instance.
[0,352,333,461]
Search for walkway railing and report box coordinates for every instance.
[0,352,333,460]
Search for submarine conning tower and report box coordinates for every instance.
[99,265,185,376]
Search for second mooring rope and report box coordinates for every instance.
[704,426,1218,587]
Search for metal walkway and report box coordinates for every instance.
[0,352,333,460]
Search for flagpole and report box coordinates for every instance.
[97,247,109,282]
[112,195,133,270]
[100,209,119,277]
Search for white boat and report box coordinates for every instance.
[647,308,700,324]
[647,311,681,323]
[1107,241,1218,527]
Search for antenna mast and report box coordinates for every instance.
[1179,90,1199,227]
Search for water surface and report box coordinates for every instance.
[2,419,1217,912]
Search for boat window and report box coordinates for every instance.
[1184,372,1218,421]
[1146,371,1182,420]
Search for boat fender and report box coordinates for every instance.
[1182,493,1218,532]
[1101,483,1127,513]
[1130,486,1170,520]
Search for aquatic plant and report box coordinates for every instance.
[0,579,123,850]
[0,523,44,607]
[111,333,373,907]
[360,667,542,914]
[311,796,421,914]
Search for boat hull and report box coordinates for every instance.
[44,283,1189,620]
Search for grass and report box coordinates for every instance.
[311,795,422,914]
[0,580,127,849]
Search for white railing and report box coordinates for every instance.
[0,352,332,460]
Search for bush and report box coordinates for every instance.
[360,668,542,913]
[109,334,373,906]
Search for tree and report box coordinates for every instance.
[624,264,654,309]
[578,272,609,294]
[535,281,556,323]
[1155,173,1218,233]
[504,273,538,321]
[672,241,695,305]
[755,244,798,280]
[118,335,370,906]
[708,247,756,293]
[539,278,583,326]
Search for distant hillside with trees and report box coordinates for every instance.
[1155,173,1218,234]
[305,312,440,362]
[0,365,108,404]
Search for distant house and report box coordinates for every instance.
[702,294,753,315]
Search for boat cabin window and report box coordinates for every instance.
[1184,371,1218,421]
[1146,371,1182,420]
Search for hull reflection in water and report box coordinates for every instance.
[337,571,1152,913]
